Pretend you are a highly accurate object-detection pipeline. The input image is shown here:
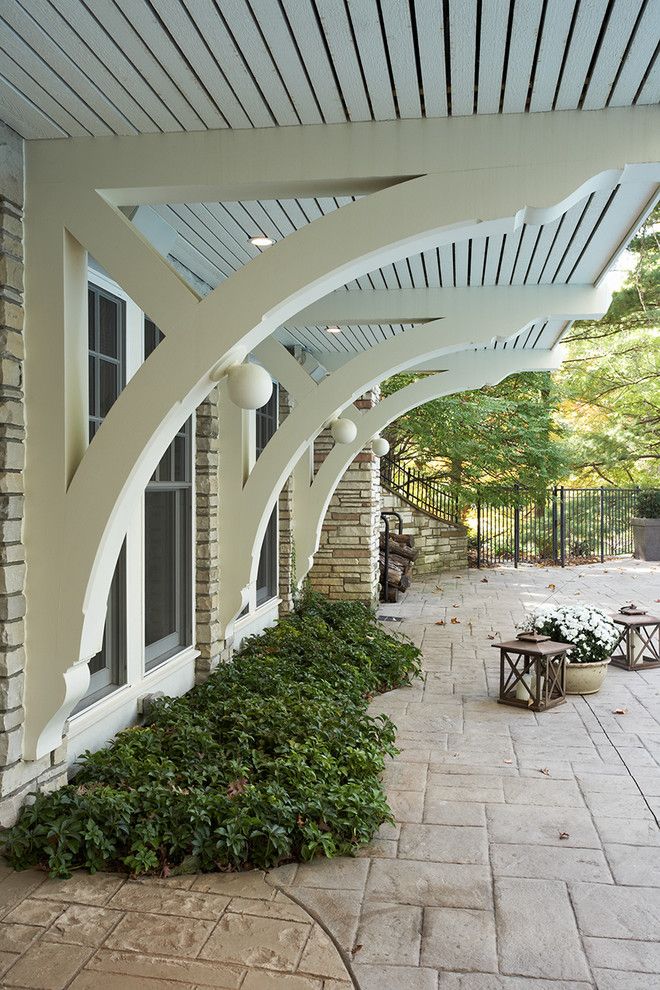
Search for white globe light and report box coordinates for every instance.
[227,363,273,410]
[372,436,390,457]
[330,418,358,444]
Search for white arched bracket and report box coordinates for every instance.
[22,152,656,757]
[218,280,610,635]
[294,348,564,577]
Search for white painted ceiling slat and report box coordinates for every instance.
[295,198,324,222]
[314,0,372,121]
[0,73,66,137]
[448,0,477,115]
[509,225,540,285]
[367,268,388,290]
[238,200,286,240]
[193,204,260,266]
[112,0,228,130]
[314,197,342,217]
[482,233,504,285]
[438,243,454,286]
[5,0,152,135]
[535,203,585,283]
[495,226,523,284]
[609,0,660,106]
[34,0,180,134]
[469,237,486,286]
[555,0,610,111]
[210,202,265,258]
[570,183,656,282]
[248,0,323,125]
[203,0,300,126]
[257,200,297,236]
[379,0,422,117]
[523,215,563,283]
[582,0,644,109]
[552,189,615,283]
[393,260,414,289]
[280,0,347,123]
[412,0,448,116]
[422,249,441,287]
[90,0,206,131]
[636,51,660,104]
[502,0,544,113]
[406,253,427,289]
[345,0,396,120]
[476,0,510,114]
[0,36,93,136]
[274,198,312,228]
[379,263,401,289]
[529,0,576,111]
[168,241,223,290]
[453,240,469,287]
[148,0,255,129]
[154,204,239,275]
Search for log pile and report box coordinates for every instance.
[379,533,419,602]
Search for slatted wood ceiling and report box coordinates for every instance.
[0,0,658,139]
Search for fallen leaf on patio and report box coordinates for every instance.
[487,634,496,640]
[613,708,628,715]
[503,759,513,765]
[538,768,550,776]
[435,586,444,592]
[452,603,460,608]
[351,944,363,956]
[481,578,489,583]
[547,583,556,591]
[435,620,446,626]
[450,617,461,624]
[559,832,570,840]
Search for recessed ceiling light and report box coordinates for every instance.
[326,326,342,334]
[249,235,274,247]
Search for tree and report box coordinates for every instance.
[556,212,660,486]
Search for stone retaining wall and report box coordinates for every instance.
[382,488,468,574]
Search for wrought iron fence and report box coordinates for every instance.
[475,485,653,567]
[380,454,460,523]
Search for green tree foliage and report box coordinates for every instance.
[382,208,660,495]
[556,213,659,486]
[382,371,567,503]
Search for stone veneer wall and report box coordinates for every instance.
[277,387,294,614]
[194,386,225,682]
[381,488,468,574]
[0,123,67,826]
[308,392,380,605]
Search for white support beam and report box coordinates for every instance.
[294,348,564,576]
[26,106,659,205]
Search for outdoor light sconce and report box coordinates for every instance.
[371,435,390,457]
[330,417,358,445]
[226,362,274,410]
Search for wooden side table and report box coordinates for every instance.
[493,638,573,712]
[610,613,660,671]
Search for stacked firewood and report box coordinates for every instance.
[379,533,419,602]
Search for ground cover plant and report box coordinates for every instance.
[3,591,421,878]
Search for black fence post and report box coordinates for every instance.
[477,499,482,569]
[560,487,566,567]
[600,487,605,563]
[514,484,520,569]
[552,487,558,564]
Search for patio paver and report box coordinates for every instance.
[269,559,660,989]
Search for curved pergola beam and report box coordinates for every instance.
[219,282,609,633]
[23,160,646,757]
[294,348,563,577]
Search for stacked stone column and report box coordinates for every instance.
[308,391,381,605]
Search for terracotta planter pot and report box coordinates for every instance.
[565,659,610,695]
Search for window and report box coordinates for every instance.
[144,318,193,668]
[82,285,127,706]
[255,383,279,606]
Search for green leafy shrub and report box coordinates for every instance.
[3,591,421,878]
[637,490,660,519]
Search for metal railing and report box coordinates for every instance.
[475,485,655,567]
[381,454,460,523]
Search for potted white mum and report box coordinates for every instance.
[518,604,618,695]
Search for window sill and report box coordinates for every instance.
[234,597,281,632]
[68,645,199,739]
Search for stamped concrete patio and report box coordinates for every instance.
[0,560,659,989]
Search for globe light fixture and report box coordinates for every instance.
[372,435,390,457]
[330,417,358,444]
[227,363,273,410]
